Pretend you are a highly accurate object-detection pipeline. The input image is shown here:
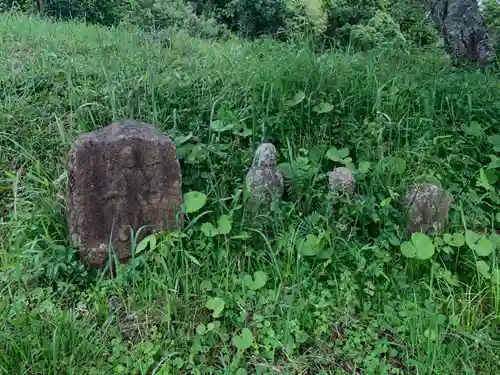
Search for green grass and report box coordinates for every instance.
[1,11,500,375]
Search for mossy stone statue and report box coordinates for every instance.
[245,143,284,207]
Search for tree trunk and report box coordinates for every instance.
[428,0,496,65]
[33,0,45,12]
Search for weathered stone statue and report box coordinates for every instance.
[66,120,183,268]
[401,183,452,235]
[329,167,356,198]
[245,143,284,206]
[428,0,496,65]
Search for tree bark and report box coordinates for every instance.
[428,0,496,65]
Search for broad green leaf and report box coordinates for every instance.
[148,234,157,251]
[318,248,335,259]
[442,233,452,244]
[476,260,491,279]
[411,232,435,260]
[232,328,254,351]
[434,236,444,247]
[341,158,354,168]
[295,330,309,344]
[186,143,210,163]
[466,230,495,256]
[474,238,495,257]
[309,145,326,164]
[388,235,400,246]
[252,271,268,290]
[200,280,213,292]
[205,297,225,318]
[313,102,334,114]
[442,246,453,255]
[451,233,465,247]
[277,163,294,180]
[242,274,253,288]
[441,269,459,286]
[384,156,406,174]
[487,134,500,152]
[233,128,252,137]
[477,168,493,191]
[182,191,207,213]
[424,329,437,341]
[135,239,149,255]
[358,161,372,174]
[297,234,321,256]
[167,231,187,239]
[196,323,207,335]
[174,132,193,146]
[135,234,156,254]
[243,270,267,290]
[210,120,234,132]
[485,168,499,184]
[465,230,480,249]
[489,233,500,247]
[488,155,500,168]
[326,147,350,162]
[388,86,400,95]
[496,213,500,223]
[462,121,483,137]
[400,241,416,258]
[176,143,193,160]
[285,91,305,107]
[443,233,465,247]
[201,222,218,237]
[380,197,392,207]
[217,215,232,235]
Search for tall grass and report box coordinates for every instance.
[1,11,500,375]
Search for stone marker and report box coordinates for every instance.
[329,167,355,198]
[401,183,452,235]
[245,143,284,206]
[66,120,183,268]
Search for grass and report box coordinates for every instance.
[1,10,500,375]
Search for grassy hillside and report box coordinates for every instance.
[1,11,500,375]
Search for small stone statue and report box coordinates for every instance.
[401,183,452,235]
[245,143,284,206]
[329,167,355,198]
